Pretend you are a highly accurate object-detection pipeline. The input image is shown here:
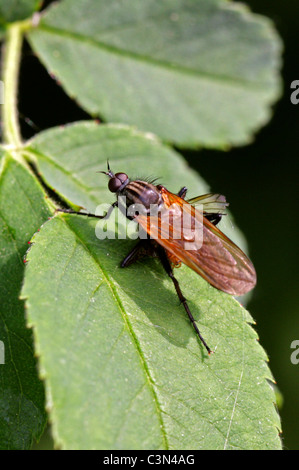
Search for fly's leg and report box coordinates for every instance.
[204,213,222,226]
[121,239,156,268]
[178,187,187,199]
[178,187,223,226]
[56,201,118,220]
[156,246,212,355]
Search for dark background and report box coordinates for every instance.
[19,0,298,450]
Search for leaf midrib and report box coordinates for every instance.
[61,215,169,449]
[31,23,270,93]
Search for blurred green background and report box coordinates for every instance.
[18,0,298,449]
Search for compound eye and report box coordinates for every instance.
[115,173,128,183]
[108,177,122,193]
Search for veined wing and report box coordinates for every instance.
[187,193,229,215]
[136,187,256,296]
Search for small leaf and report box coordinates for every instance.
[0,0,39,23]
[28,0,282,148]
[0,153,50,449]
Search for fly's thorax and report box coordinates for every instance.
[121,180,162,214]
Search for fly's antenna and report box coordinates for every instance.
[97,160,114,178]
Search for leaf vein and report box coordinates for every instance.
[62,217,169,449]
[36,24,269,93]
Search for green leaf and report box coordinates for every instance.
[28,0,282,148]
[0,153,51,449]
[0,0,40,23]
[22,123,281,449]
[22,216,281,450]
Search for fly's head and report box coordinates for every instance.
[99,162,129,194]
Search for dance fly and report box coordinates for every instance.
[58,164,256,355]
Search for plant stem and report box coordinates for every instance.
[2,20,31,149]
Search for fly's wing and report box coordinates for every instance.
[187,193,229,216]
[136,188,256,296]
